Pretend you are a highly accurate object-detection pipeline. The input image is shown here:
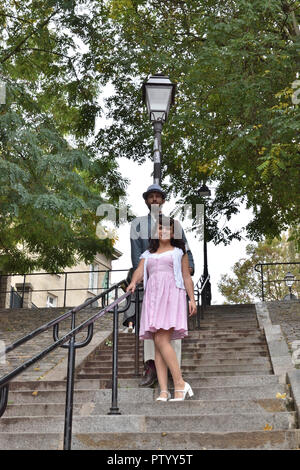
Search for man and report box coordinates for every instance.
[128,183,195,387]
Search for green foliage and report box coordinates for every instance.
[0,0,130,273]
[218,228,300,303]
[1,0,299,273]
[91,0,300,247]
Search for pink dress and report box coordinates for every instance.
[139,250,188,340]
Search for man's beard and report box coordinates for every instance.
[147,203,162,216]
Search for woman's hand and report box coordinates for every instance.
[126,281,137,294]
[188,299,197,317]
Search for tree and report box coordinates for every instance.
[1,0,299,271]
[218,228,300,303]
[91,0,300,248]
[0,0,131,273]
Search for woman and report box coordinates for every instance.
[126,214,197,401]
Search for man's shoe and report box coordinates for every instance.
[139,364,158,388]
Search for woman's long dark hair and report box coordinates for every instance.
[148,214,186,254]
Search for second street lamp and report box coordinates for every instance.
[198,183,212,307]
[142,74,176,185]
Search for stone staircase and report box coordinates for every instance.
[0,304,299,450]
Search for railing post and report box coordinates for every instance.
[261,265,265,301]
[0,384,9,418]
[63,312,76,450]
[134,286,141,377]
[108,285,121,415]
[196,289,200,329]
[63,273,68,308]
[21,275,26,308]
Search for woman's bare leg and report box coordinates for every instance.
[154,343,168,398]
[153,329,185,399]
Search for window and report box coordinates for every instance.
[89,264,99,293]
[102,271,109,290]
[47,295,57,308]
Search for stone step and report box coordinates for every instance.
[200,319,258,324]
[182,338,266,345]
[86,352,270,364]
[82,357,271,369]
[76,368,274,380]
[117,335,265,344]
[8,374,280,393]
[118,327,261,340]
[198,318,258,322]
[0,411,296,434]
[186,330,264,337]
[6,383,287,405]
[4,397,290,417]
[78,362,273,375]
[6,388,155,404]
[203,312,257,316]
[76,372,145,379]
[95,345,269,355]
[181,358,271,366]
[181,343,269,350]
[114,343,269,352]
[197,325,259,330]
[9,379,102,392]
[180,364,273,372]
[182,352,269,360]
[118,374,282,388]
[1,429,299,450]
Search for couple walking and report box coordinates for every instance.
[125,184,197,401]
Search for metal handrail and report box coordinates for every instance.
[0,278,134,450]
[0,268,130,308]
[192,274,210,329]
[254,262,300,301]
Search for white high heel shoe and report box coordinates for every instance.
[156,391,171,402]
[169,382,194,401]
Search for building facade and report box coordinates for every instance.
[1,248,123,309]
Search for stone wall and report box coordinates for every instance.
[0,301,130,381]
[264,300,300,350]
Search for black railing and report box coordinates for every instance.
[0,266,208,449]
[0,269,129,309]
[193,274,210,329]
[0,278,135,450]
[254,262,300,301]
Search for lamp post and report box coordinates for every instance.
[142,74,176,185]
[285,271,295,300]
[198,183,212,307]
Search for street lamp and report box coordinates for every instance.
[198,183,211,197]
[142,74,176,185]
[198,182,212,306]
[285,271,295,300]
